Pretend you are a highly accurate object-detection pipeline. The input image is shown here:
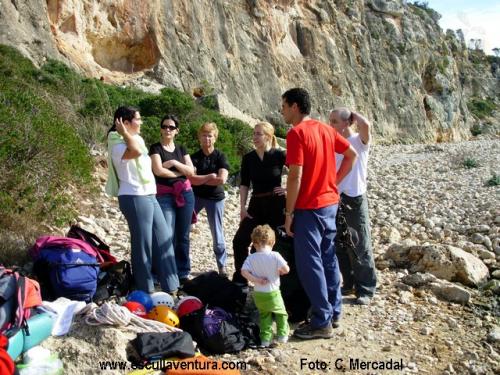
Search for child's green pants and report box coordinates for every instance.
[253,290,289,342]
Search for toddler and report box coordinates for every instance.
[241,225,290,347]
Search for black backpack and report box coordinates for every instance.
[93,260,133,304]
[181,271,246,313]
[127,331,195,365]
[274,226,311,323]
[334,201,359,255]
[179,306,245,354]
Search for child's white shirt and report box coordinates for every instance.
[241,246,288,292]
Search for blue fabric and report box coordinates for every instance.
[293,204,341,328]
[157,190,195,279]
[118,194,179,293]
[194,197,227,269]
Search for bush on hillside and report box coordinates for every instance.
[462,157,479,169]
[486,173,500,187]
[0,47,93,253]
[467,98,496,119]
[410,2,441,23]
[32,56,253,174]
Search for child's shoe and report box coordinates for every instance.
[259,340,271,348]
[276,336,288,344]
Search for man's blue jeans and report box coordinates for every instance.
[293,204,341,328]
[157,190,195,279]
[194,197,227,270]
[118,194,179,293]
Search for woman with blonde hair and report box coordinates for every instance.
[189,122,230,276]
[232,122,286,285]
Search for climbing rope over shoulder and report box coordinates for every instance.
[85,302,181,333]
[335,201,359,260]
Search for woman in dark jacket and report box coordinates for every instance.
[190,122,230,276]
[232,122,286,284]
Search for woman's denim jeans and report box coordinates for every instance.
[194,197,227,270]
[118,194,179,293]
[157,190,195,279]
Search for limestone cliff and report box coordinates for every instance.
[1,0,498,141]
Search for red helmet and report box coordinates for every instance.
[122,301,147,318]
[176,296,203,318]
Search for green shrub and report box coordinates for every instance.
[198,95,219,110]
[139,88,195,117]
[462,158,479,169]
[0,55,93,235]
[411,1,441,22]
[486,55,500,65]
[470,124,482,136]
[274,124,289,139]
[467,98,496,119]
[486,174,500,186]
[412,1,429,9]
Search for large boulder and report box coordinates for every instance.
[430,280,471,304]
[385,243,489,286]
[384,239,417,263]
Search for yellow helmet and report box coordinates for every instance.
[148,305,180,327]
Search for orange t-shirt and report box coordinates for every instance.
[286,119,350,209]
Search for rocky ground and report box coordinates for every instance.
[41,138,499,374]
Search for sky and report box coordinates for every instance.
[426,0,500,54]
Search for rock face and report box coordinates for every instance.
[0,0,498,140]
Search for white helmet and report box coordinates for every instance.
[150,292,175,309]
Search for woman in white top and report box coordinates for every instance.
[106,106,179,294]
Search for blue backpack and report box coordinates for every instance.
[34,247,99,302]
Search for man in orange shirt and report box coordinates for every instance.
[282,88,357,339]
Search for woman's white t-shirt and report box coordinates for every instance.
[111,136,157,196]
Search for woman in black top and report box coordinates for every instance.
[149,115,195,284]
[232,122,286,284]
[190,122,230,276]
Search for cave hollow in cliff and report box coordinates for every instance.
[89,33,160,73]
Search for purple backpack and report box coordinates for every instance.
[202,307,232,337]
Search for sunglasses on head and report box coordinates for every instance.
[161,125,177,131]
